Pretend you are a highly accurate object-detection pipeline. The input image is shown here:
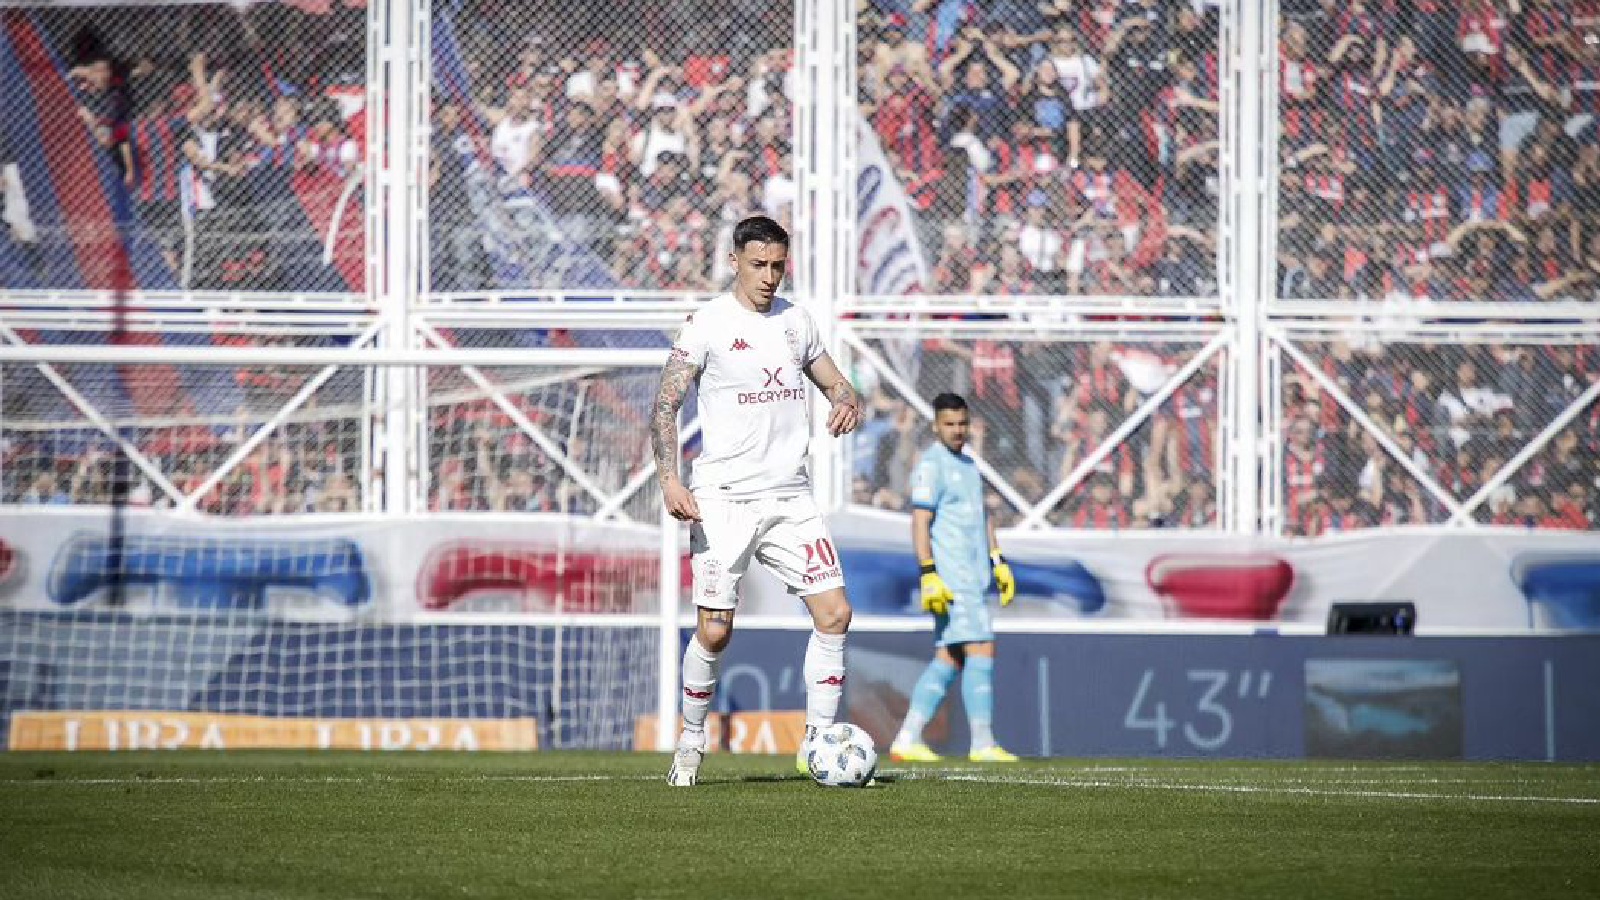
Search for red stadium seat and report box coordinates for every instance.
[1145,553,1295,620]
[0,539,15,584]
[418,542,693,613]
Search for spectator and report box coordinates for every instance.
[542,101,608,246]
[1044,29,1103,168]
[1061,471,1131,528]
[940,27,1021,145]
[430,100,486,291]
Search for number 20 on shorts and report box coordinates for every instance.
[802,538,837,575]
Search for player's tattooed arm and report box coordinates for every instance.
[823,377,858,408]
[654,347,704,522]
[805,352,862,437]
[652,347,699,485]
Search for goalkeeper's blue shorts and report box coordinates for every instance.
[933,591,994,648]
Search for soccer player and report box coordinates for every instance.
[889,393,1020,763]
[652,215,863,786]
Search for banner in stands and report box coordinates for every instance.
[2,510,1600,630]
[856,112,931,297]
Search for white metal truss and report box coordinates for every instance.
[1266,325,1468,526]
[0,301,385,508]
[794,0,856,511]
[838,318,1230,531]
[1448,377,1600,526]
[1263,320,1600,532]
[1020,332,1231,530]
[173,320,387,513]
[411,320,661,523]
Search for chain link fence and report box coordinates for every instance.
[420,357,662,524]
[857,1,1221,299]
[426,0,794,295]
[0,2,368,295]
[1275,2,1600,305]
[2,332,374,514]
[847,331,1223,528]
[1276,337,1599,533]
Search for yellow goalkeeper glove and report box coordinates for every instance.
[919,560,954,615]
[991,551,1016,607]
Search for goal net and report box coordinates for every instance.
[0,353,675,751]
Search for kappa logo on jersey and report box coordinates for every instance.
[730,338,752,351]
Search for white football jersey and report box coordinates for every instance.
[672,293,825,499]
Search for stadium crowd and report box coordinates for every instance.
[847,334,1599,532]
[857,0,1222,297]
[6,413,366,515]
[3,0,1598,532]
[2,1,368,293]
[1276,0,1600,304]
[1268,0,1600,532]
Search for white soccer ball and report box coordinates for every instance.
[805,723,877,787]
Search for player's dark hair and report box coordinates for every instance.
[932,393,968,414]
[732,216,790,252]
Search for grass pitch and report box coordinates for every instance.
[2,752,1598,900]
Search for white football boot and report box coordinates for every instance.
[667,731,706,787]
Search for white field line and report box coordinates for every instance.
[1,774,662,787]
[919,767,1581,787]
[890,771,1600,805]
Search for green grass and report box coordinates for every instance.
[2,753,1598,900]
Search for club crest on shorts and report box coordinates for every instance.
[785,327,804,365]
[700,558,722,597]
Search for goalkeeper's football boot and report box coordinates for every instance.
[968,745,1020,763]
[667,732,706,787]
[888,742,942,763]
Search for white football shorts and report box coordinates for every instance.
[689,493,845,609]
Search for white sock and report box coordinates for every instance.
[803,629,847,730]
[679,636,720,744]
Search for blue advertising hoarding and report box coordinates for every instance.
[706,631,1600,762]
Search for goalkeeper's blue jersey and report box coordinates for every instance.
[909,443,991,596]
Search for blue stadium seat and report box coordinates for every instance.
[1512,557,1600,630]
[45,533,371,609]
[838,547,1105,615]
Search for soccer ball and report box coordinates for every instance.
[805,723,877,787]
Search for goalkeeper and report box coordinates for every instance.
[889,393,1019,763]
